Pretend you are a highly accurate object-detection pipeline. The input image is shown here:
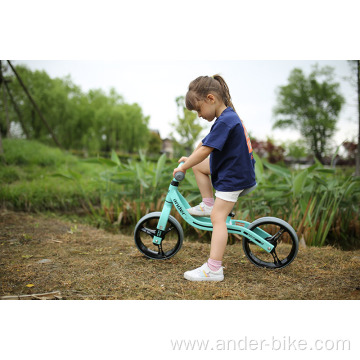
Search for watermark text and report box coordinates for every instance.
[171,336,351,352]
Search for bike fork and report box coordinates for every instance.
[152,192,173,245]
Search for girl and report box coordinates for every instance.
[173,74,256,282]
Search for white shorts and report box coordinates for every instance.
[215,189,244,203]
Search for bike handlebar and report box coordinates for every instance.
[174,161,185,182]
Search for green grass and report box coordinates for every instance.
[0,139,103,213]
[3,139,71,167]
[1,138,359,249]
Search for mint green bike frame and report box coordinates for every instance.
[152,173,275,254]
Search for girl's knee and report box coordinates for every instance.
[211,199,235,224]
[211,210,226,225]
[193,158,210,175]
[192,163,201,173]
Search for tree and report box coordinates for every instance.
[347,60,360,176]
[282,139,309,160]
[356,60,360,176]
[171,96,204,155]
[273,65,345,164]
[3,64,78,145]
[147,131,162,155]
[0,62,6,161]
[0,64,150,154]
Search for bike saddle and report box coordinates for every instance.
[239,184,257,197]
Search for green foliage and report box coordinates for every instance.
[2,138,71,167]
[239,155,360,248]
[1,64,150,153]
[80,150,360,248]
[171,96,205,155]
[1,139,359,249]
[0,166,21,183]
[273,65,345,163]
[281,139,309,159]
[147,131,162,155]
[0,139,102,213]
[94,152,175,224]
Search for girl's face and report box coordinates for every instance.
[196,95,217,122]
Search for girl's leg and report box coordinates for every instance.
[209,198,236,261]
[183,197,235,281]
[192,157,213,199]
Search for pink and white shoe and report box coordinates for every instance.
[187,202,213,216]
[184,263,224,282]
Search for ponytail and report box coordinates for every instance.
[185,74,236,114]
[212,74,236,113]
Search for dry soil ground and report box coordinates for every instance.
[1,210,360,300]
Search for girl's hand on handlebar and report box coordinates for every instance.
[178,156,188,163]
[173,167,186,178]
[173,156,188,177]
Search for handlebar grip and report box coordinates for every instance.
[174,171,185,182]
[174,161,185,182]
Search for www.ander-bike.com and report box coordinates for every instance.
[171,336,351,352]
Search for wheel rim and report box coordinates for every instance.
[135,215,182,260]
[243,221,298,269]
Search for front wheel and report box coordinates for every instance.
[242,217,299,269]
[134,212,184,260]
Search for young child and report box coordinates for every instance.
[173,75,256,282]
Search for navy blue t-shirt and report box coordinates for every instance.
[202,107,256,191]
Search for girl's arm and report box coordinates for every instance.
[173,144,213,177]
[194,141,204,151]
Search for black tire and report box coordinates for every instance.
[242,217,299,269]
[134,212,184,260]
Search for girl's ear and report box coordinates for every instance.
[206,94,216,102]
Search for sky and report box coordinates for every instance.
[14,60,358,148]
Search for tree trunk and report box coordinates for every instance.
[4,79,30,139]
[356,60,360,177]
[312,133,323,164]
[0,62,6,162]
[7,60,61,148]
[0,61,10,137]
[2,84,10,137]
[0,125,4,163]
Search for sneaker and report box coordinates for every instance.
[187,202,213,216]
[184,263,224,282]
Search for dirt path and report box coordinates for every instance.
[1,210,359,300]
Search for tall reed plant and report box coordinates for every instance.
[239,154,360,247]
[52,149,359,248]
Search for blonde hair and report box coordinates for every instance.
[185,74,236,113]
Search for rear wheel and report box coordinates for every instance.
[242,217,299,269]
[134,212,183,260]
